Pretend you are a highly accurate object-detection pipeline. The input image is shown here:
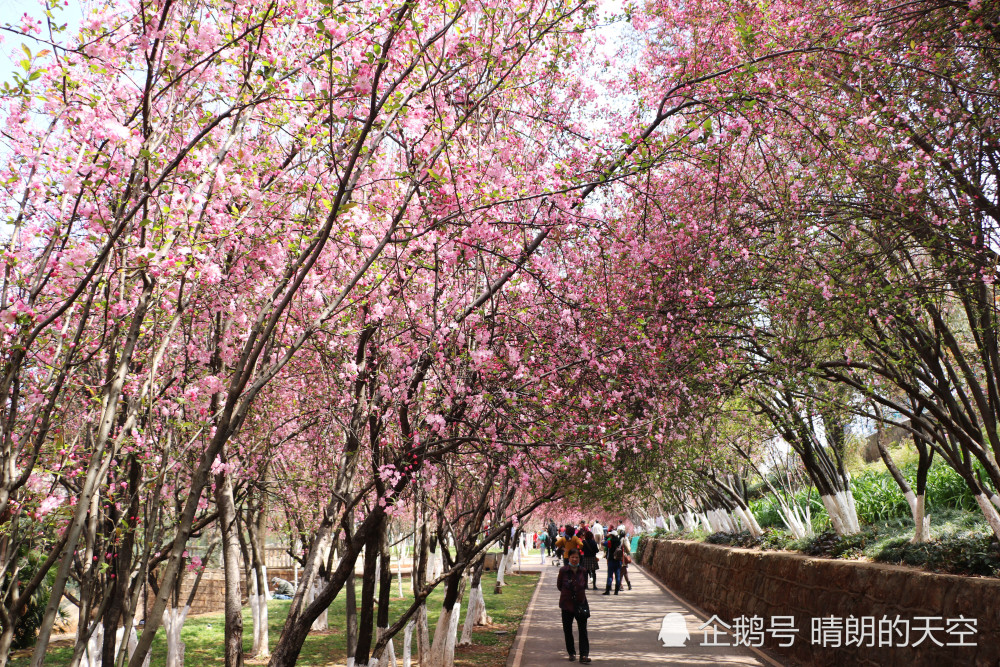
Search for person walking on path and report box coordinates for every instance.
[602,530,623,595]
[555,525,584,567]
[591,520,604,544]
[617,528,632,591]
[580,529,600,589]
[556,548,591,663]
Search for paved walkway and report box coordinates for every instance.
[508,560,784,666]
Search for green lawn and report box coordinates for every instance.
[15,571,539,667]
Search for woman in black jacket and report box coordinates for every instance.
[556,548,591,663]
[580,530,600,589]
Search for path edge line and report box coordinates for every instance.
[506,567,547,667]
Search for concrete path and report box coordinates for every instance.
[508,560,784,666]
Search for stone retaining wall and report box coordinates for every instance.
[144,569,244,617]
[637,537,1000,667]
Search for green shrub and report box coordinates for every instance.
[705,531,762,548]
[850,469,910,524]
[874,534,1000,576]
[748,490,829,531]
[800,529,872,559]
[703,529,794,551]
[3,548,55,650]
[745,460,985,533]
[922,463,979,512]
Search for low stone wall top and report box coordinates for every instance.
[637,537,1000,667]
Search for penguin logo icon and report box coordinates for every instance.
[657,612,689,647]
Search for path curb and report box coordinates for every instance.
[505,565,549,667]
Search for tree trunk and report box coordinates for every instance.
[249,577,269,658]
[345,565,358,666]
[426,571,465,667]
[459,558,489,646]
[820,490,861,536]
[216,470,244,667]
[873,407,929,542]
[0,625,15,667]
[413,517,429,665]
[162,606,189,667]
[402,620,415,667]
[908,492,931,543]
[376,521,395,667]
[975,493,1000,539]
[354,527,381,666]
[494,532,509,591]
[776,499,811,539]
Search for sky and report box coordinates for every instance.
[0,0,83,89]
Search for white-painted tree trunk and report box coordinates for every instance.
[426,602,461,667]
[101,623,151,667]
[249,573,270,658]
[714,509,737,532]
[975,493,1000,539]
[402,619,414,667]
[821,491,861,535]
[777,500,812,540]
[495,554,506,587]
[397,551,404,598]
[78,624,103,667]
[733,506,763,538]
[458,583,490,646]
[987,491,1000,513]
[429,546,444,581]
[125,623,151,667]
[250,593,269,657]
[309,580,328,631]
[162,606,190,667]
[843,489,861,533]
[667,514,678,532]
[416,604,430,665]
[475,586,491,625]
[375,627,397,667]
[904,490,931,542]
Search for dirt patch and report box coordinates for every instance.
[454,641,513,667]
[10,637,73,660]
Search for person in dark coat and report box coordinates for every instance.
[556,548,591,663]
[603,530,623,595]
[580,530,600,589]
[547,519,559,555]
